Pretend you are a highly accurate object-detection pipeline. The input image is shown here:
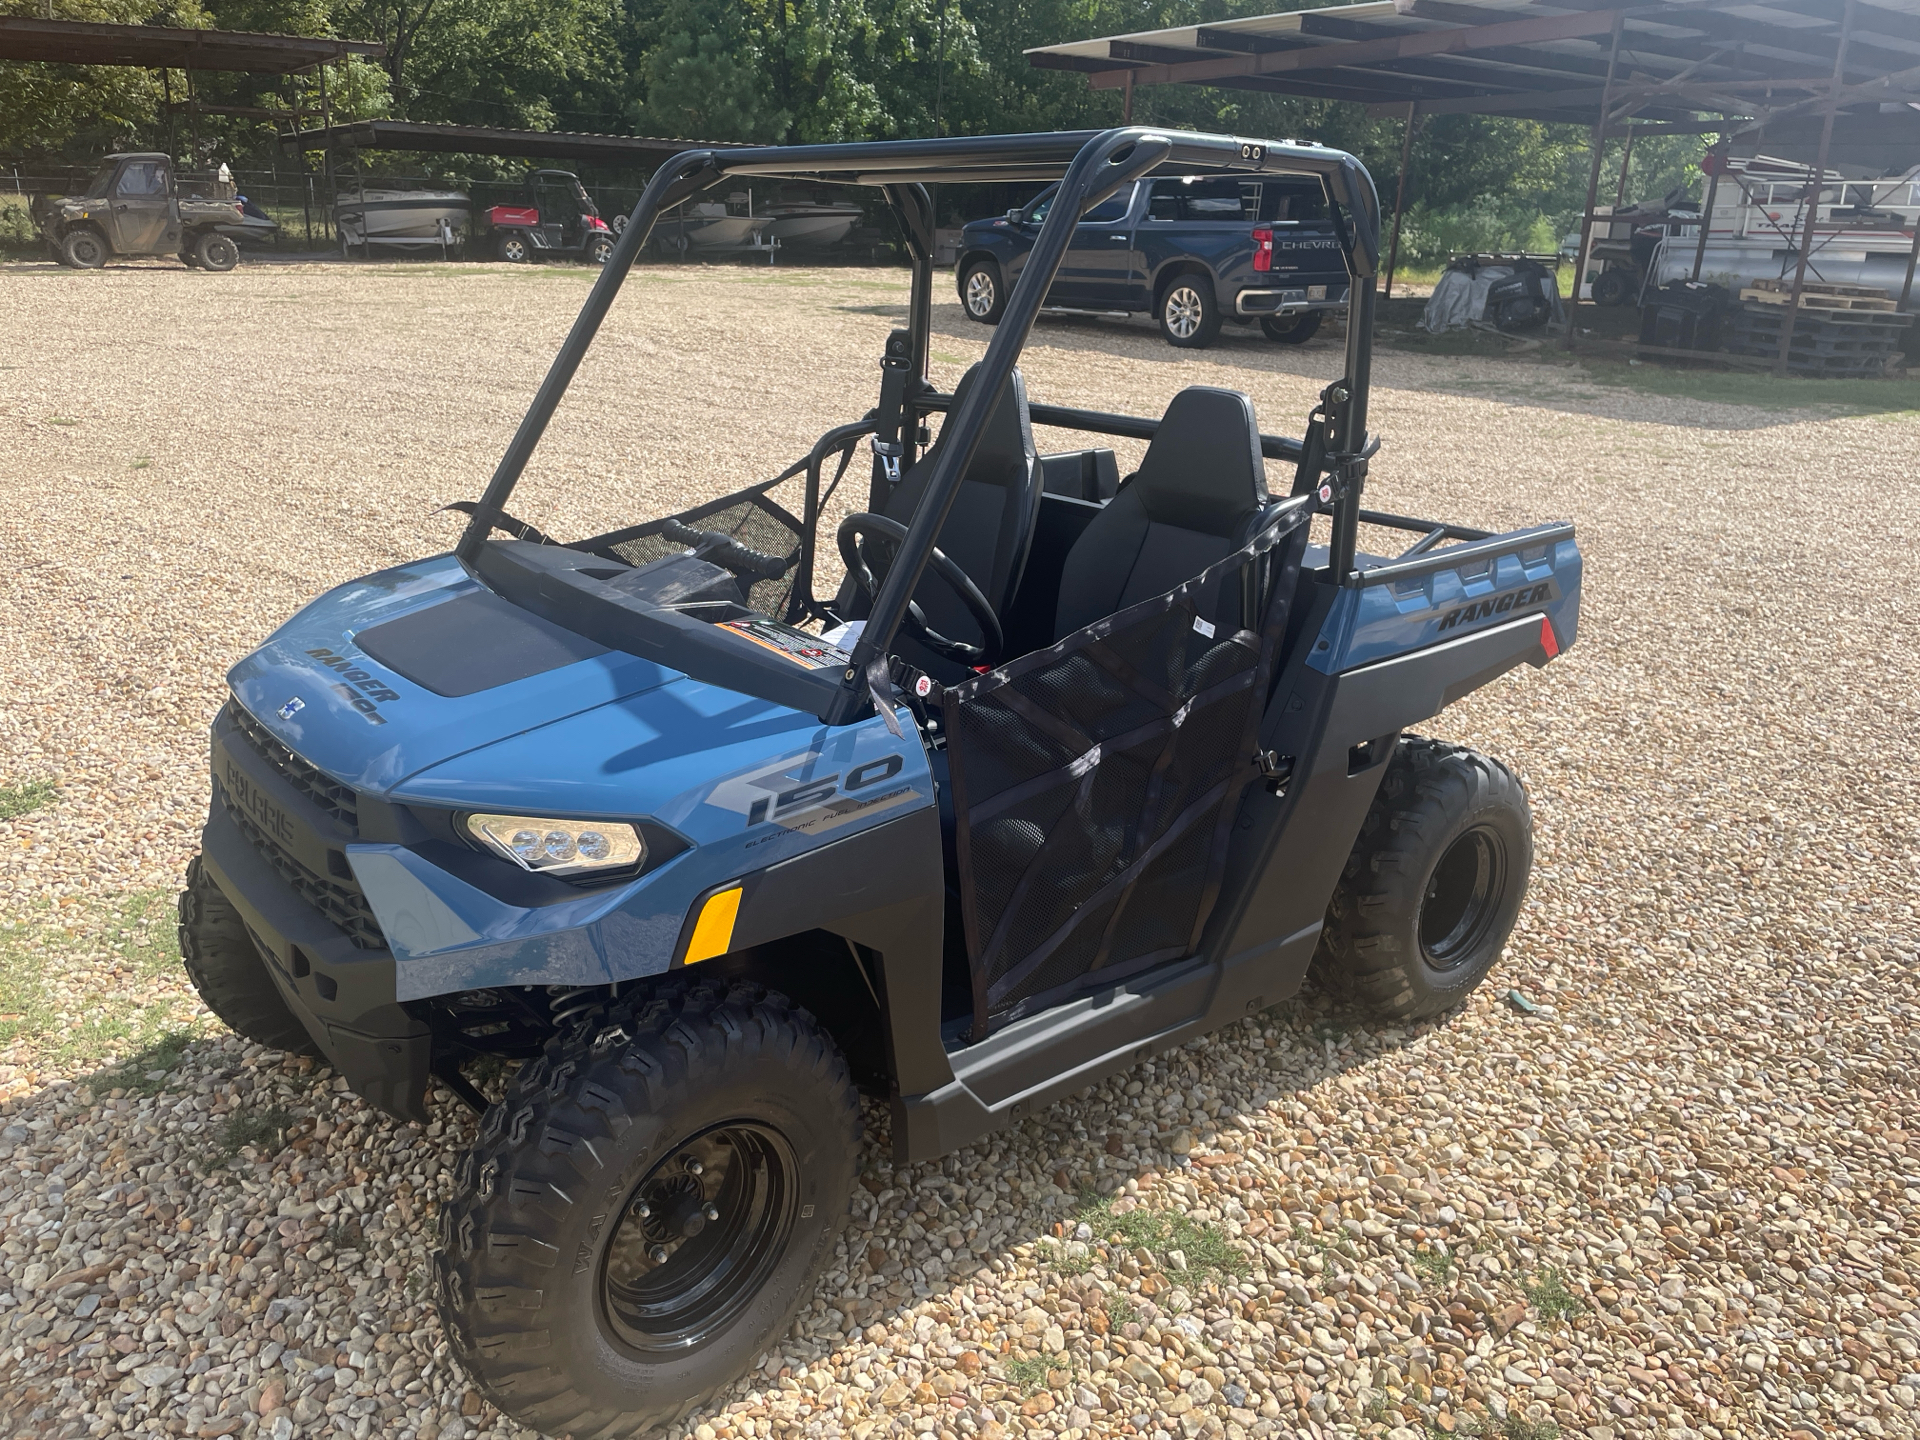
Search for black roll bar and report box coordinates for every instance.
[448,127,1383,723]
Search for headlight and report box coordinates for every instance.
[465,813,645,879]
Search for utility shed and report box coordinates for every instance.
[1027,0,1920,374]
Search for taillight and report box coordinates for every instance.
[1253,227,1273,272]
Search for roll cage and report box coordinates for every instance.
[452,128,1384,722]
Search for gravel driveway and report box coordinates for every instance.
[1,258,1917,1440]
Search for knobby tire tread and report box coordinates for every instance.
[435,977,860,1439]
[1312,735,1531,1021]
[177,854,318,1055]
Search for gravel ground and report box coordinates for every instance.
[1,257,1918,1440]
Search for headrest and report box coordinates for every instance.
[1129,387,1266,533]
[941,363,1036,484]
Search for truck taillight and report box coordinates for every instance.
[1253,227,1273,272]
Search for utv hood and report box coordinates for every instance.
[226,553,679,794]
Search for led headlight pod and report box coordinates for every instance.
[466,813,645,879]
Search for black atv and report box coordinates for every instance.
[179,127,1582,1436]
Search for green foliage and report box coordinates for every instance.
[216,1103,293,1160]
[1105,1292,1137,1329]
[0,779,56,820]
[1410,1247,1454,1285]
[1075,1191,1247,1278]
[1002,1353,1051,1393]
[1523,1268,1585,1323]
[100,1028,198,1096]
[0,890,197,1066]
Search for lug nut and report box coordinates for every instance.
[632,1201,651,1219]
[704,1204,720,1221]
[686,1159,704,1175]
[649,1245,669,1264]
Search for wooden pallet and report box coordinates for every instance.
[1747,277,1891,300]
[1739,286,1897,312]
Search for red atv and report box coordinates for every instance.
[485,168,616,265]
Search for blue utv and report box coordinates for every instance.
[178,127,1581,1435]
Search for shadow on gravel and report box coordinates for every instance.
[0,979,1441,1437]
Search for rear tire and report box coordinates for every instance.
[62,229,107,269]
[1261,311,1322,344]
[1158,273,1221,348]
[435,977,861,1438]
[1591,268,1634,306]
[1312,736,1531,1021]
[194,232,240,272]
[498,231,532,263]
[177,854,318,1054]
[960,258,1006,324]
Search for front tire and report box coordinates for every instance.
[959,258,1006,324]
[1158,273,1221,348]
[193,232,239,272]
[1261,311,1322,344]
[1591,268,1634,306]
[1312,737,1532,1021]
[177,854,318,1054]
[436,978,861,1438]
[62,228,108,269]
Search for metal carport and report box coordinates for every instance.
[1027,0,1920,374]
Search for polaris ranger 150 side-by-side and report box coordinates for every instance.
[179,128,1581,1436]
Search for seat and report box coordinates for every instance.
[1052,386,1269,639]
[877,363,1041,673]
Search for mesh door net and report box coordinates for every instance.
[942,504,1311,1034]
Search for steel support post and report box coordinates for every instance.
[1612,128,1635,208]
[1382,102,1418,301]
[1690,150,1722,282]
[1901,218,1920,311]
[1775,0,1855,378]
[1565,13,1624,352]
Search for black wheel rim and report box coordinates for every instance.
[600,1122,798,1354]
[1418,826,1506,970]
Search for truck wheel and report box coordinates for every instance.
[177,855,318,1054]
[960,259,1006,324]
[1312,737,1531,1021]
[1158,274,1221,348]
[498,232,531,264]
[1261,311,1322,344]
[586,234,616,265]
[436,978,861,1438]
[62,229,108,269]
[193,232,239,272]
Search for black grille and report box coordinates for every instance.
[228,701,359,831]
[223,794,389,950]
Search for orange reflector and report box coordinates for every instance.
[1540,615,1560,660]
[685,887,742,964]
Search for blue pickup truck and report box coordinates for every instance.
[956,173,1350,348]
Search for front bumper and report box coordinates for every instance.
[201,705,431,1121]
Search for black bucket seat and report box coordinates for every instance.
[879,363,1041,675]
[1052,386,1270,639]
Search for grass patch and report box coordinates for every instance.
[47,417,79,426]
[931,351,972,365]
[0,890,202,1066]
[1075,1193,1247,1278]
[1523,1268,1585,1322]
[1444,1415,1560,1440]
[1001,1354,1051,1394]
[217,1104,293,1161]
[1410,1248,1454,1285]
[130,457,152,470]
[0,779,56,820]
[1105,1293,1137,1330]
[99,1029,198,1096]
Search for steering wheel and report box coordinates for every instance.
[836,513,1004,668]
